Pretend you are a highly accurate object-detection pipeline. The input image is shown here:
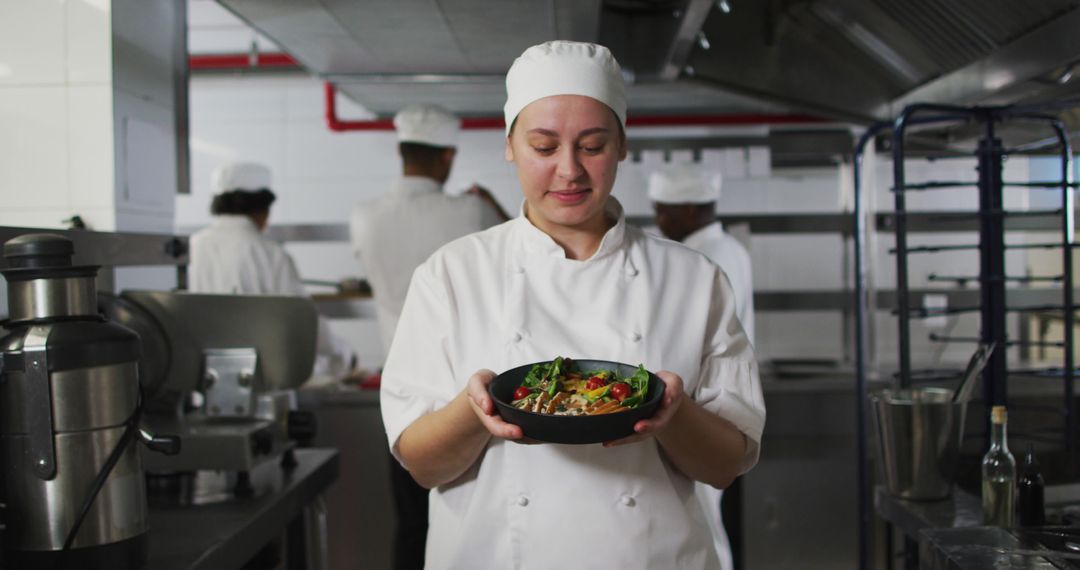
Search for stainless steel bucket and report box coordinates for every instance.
[870,387,966,500]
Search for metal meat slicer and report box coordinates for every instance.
[99,290,319,486]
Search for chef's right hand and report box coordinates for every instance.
[465,369,525,441]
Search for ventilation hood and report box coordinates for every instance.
[215,0,1080,136]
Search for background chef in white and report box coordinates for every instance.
[649,165,754,343]
[649,164,756,570]
[189,161,359,381]
[380,40,765,570]
[349,105,507,570]
[350,104,508,354]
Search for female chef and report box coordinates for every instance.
[379,41,765,570]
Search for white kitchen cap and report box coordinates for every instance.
[503,40,626,136]
[211,162,272,193]
[393,104,460,148]
[647,165,722,204]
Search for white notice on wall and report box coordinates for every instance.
[923,293,949,329]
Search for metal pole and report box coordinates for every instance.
[977,121,1008,410]
[892,116,913,389]
[853,122,888,570]
[1052,120,1076,452]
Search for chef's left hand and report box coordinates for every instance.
[603,371,684,447]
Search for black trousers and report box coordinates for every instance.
[390,459,429,570]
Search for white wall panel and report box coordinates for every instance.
[0,87,68,209]
[189,76,287,122]
[283,122,396,180]
[67,84,114,210]
[0,0,66,86]
[65,0,111,84]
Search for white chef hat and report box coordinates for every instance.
[647,165,722,204]
[211,161,272,193]
[503,41,626,136]
[393,104,460,148]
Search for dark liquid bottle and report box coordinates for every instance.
[1017,446,1045,527]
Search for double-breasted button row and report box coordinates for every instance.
[512,495,634,507]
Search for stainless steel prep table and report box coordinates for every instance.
[146,448,339,570]
[919,527,1069,570]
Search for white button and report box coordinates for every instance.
[621,495,635,507]
[514,266,525,274]
[630,332,642,342]
[627,267,639,277]
[512,332,523,343]
[517,495,529,507]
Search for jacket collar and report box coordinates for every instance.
[395,176,443,196]
[210,214,260,233]
[683,221,724,250]
[514,197,627,261]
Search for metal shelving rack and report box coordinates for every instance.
[853,103,1077,569]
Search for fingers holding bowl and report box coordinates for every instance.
[467,369,525,440]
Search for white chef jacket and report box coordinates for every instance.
[381,198,765,570]
[188,215,357,379]
[349,176,504,351]
[682,221,755,570]
[684,221,754,345]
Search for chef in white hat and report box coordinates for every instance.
[189,161,359,381]
[349,104,508,570]
[650,164,755,570]
[379,41,764,570]
[649,165,754,343]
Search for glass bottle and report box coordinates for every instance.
[981,405,1016,526]
[1017,445,1045,527]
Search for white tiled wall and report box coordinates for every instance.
[0,0,115,230]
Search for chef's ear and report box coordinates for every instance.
[505,138,515,162]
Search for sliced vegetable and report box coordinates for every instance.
[585,384,612,402]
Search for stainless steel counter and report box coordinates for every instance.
[919,527,1076,569]
[146,448,339,570]
[875,485,984,536]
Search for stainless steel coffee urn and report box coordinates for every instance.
[0,234,148,569]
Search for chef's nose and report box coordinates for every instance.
[555,146,585,181]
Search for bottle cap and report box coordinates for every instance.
[991,405,1007,424]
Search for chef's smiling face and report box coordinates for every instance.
[506,95,626,234]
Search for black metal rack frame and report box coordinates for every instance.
[853,103,1076,569]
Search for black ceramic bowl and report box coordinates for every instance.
[489,359,665,445]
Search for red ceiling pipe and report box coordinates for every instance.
[325,83,505,131]
[189,52,302,70]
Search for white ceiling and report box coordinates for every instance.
[188,0,278,54]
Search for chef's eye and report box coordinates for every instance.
[579,139,607,154]
[532,146,556,155]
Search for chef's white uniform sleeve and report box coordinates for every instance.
[380,261,458,463]
[693,267,766,473]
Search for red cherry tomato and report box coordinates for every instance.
[585,375,608,390]
[610,383,631,402]
[512,386,531,401]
